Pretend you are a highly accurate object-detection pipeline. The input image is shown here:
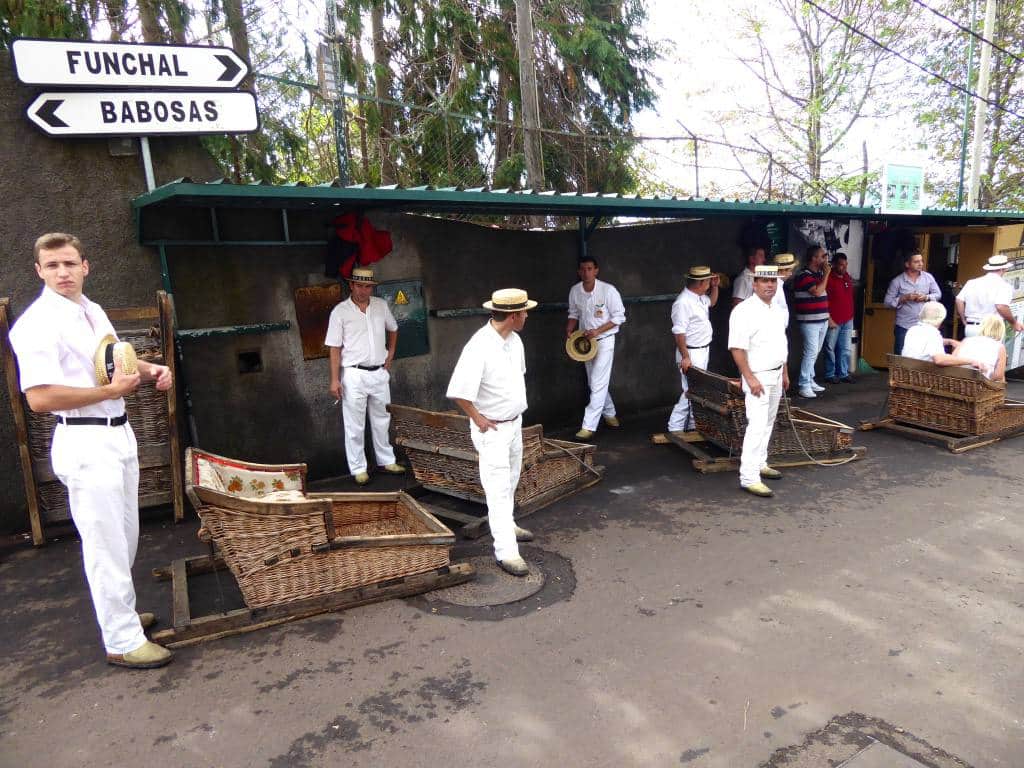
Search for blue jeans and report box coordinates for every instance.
[893,324,908,355]
[824,319,853,379]
[798,321,828,389]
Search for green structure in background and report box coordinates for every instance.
[376,279,429,359]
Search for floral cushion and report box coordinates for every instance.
[188,450,305,499]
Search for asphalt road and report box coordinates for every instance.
[1,373,1022,767]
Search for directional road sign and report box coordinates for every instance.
[12,39,249,90]
[26,91,259,137]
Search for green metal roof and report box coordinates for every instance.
[132,178,1024,225]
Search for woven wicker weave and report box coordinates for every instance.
[189,484,454,609]
[687,368,853,457]
[388,404,596,506]
[887,355,1023,436]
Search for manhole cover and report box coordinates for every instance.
[429,554,546,606]
[410,545,575,621]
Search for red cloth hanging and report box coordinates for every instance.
[331,213,393,278]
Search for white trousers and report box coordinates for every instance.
[341,367,397,475]
[470,417,523,562]
[582,336,616,430]
[964,324,981,338]
[739,368,783,487]
[667,346,710,432]
[51,422,146,655]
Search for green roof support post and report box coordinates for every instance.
[578,215,601,263]
[159,244,171,293]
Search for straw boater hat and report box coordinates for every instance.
[93,334,138,386]
[348,267,378,284]
[754,265,779,278]
[983,254,1010,271]
[773,253,797,271]
[686,265,713,281]
[482,288,538,312]
[565,330,598,363]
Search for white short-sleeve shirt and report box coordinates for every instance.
[8,287,125,418]
[901,323,945,362]
[324,296,398,367]
[670,288,712,357]
[957,335,1003,379]
[957,273,1013,323]
[773,278,790,326]
[567,279,626,338]
[732,268,755,302]
[728,293,788,373]
[446,322,527,421]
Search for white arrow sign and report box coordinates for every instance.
[12,39,249,89]
[26,91,259,137]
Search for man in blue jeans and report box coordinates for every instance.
[793,245,830,398]
[824,253,856,383]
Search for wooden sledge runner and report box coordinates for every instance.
[652,429,867,473]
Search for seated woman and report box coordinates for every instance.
[901,301,962,364]
[954,314,1007,381]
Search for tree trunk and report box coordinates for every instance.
[515,0,545,191]
[137,0,163,42]
[223,0,256,181]
[371,0,397,185]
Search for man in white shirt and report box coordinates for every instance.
[773,252,797,326]
[325,267,405,485]
[956,254,1024,337]
[447,288,537,577]
[731,245,766,307]
[9,233,174,669]
[667,266,719,433]
[729,265,790,498]
[566,257,626,440]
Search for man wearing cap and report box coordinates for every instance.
[565,257,626,440]
[9,233,174,669]
[729,264,790,498]
[731,245,767,307]
[326,267,405,485]
[824,253,856,383]
[884,252,941,353]
[956,254,1024,337]
[448,289,537,577]
[667,266,719,433]
[773,253,797,326]
[793,245,831,398]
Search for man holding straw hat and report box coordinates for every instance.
[729,264,790,498]
[9,233,174,669]
[326,267,406,485]
[667,265,719,433]
[447,288,538,577]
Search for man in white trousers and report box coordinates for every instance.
[729,265,790,498]
[566,257,626,440]
[448,288,537,577]
[667,266,719,433]
[956,253,1023,338]
[326,267,405,485]
[10,233,174,669]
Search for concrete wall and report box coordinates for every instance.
[160,212,748,481]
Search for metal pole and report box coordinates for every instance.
[967,0,996,209]
[956,0,978,208]
[139,137,156,191]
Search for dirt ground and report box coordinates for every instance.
[1,373,1022,768]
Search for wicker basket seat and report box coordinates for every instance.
[886,354,1024,436]
[685,368,854,457]
[185,448,455,609]
[387,404,598,507]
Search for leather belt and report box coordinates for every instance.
[354,364,382,371]
[57,414,127,426]
[965,320,980,325]
[688,342,711,350]
[752,365,783,373]
[486,416,520,424]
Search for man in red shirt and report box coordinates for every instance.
[824,253,856,383]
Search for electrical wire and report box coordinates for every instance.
[912,0,1024,67]
[801,0,1024,122]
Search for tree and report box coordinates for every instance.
[729,0,915,204]
[913,0,1024,209]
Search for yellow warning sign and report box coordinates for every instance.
[394,290,409,305]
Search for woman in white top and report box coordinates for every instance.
[954,314,1006,381]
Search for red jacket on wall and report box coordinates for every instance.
[325,213,393,279]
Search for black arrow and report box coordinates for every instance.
[35,99,67,128]
[216,54,243,82]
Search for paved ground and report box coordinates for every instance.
[1,372,1023,768]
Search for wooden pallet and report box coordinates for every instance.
[149,554,474,648]
[405,466,605,539]
[858,416,1024,453]
[652,430,866,473]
